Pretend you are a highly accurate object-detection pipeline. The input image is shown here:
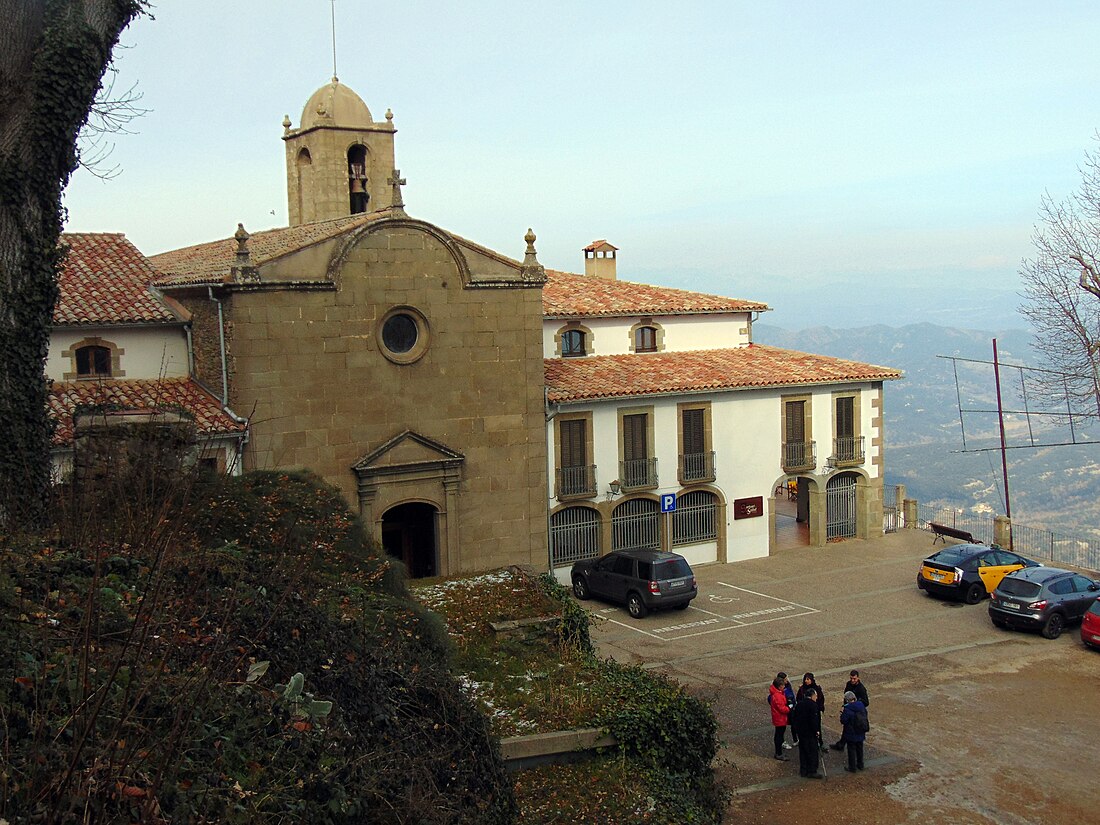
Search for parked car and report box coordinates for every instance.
[571,549,697,618]
[916,544,1041,604]
[989,567,1100,639]
[1081,596,1100,650]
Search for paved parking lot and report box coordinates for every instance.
[580,529,1100,824]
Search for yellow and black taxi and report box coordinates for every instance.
[916,543,1041,604]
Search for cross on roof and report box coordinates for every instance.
[388,169,406,213]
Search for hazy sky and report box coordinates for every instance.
[62,1,1100,330]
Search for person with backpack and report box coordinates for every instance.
[831,669,869,750]
[768,675,792,760]
[839,689,869,772]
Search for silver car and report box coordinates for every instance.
[989,566,1100,639]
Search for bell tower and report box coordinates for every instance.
[282,78,397,226]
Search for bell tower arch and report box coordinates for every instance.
[282,78,397,225]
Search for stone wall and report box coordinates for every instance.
[224,219,548,574]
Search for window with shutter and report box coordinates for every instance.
[836,396,854,439]
[682,409,704,455]
[785,401,805,442]
[560,419,587,468]
[623,414,648,461]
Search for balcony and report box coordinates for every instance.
[555,464,597,499]
[782,440,815,473]
[832,435,865,468]
[619,457,658,491]
[679,451,716,484]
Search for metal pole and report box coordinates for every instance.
[992,339,1012,543]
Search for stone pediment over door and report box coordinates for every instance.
[352,430,465,574]
[352,429,465,480]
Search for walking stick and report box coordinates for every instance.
[819,734,828,781]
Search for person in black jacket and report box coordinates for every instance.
[831,669,869,750]
[789,688,823,778]
[796,672,826,711]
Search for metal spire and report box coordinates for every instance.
[330,0,338,81]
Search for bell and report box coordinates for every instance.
[349,177,366,194]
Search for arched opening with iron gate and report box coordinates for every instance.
[549,505,602,570]
[381,502,438,578]
[611,498,660,552]
[826,472,859,539]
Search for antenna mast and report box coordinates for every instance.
[330,0,338,80]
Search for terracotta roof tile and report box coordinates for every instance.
[151,214,383,286]
[55,234,180,325]
[583,239,618,252]
[49,378,246,446]
[543,269,769,318]
[545,344,902,403]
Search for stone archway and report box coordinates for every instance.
[381,502,439,579]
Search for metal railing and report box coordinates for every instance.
[832,435,865,466]
[549,505,601,567]
[672,493,718,546]
[611,499,660,551]
[679,451,715,483]
[619,457,658,490]
[555,465,596,499]
[782,440,815,472]
[915,502,1100,572]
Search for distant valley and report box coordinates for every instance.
[755,323,1100,540]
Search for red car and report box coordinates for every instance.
[1082,596,1100,650]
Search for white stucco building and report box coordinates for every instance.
[543,243,902,575]
[47,233,247,479]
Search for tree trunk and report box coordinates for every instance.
[0,0,144,529]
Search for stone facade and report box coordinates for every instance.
[173,217,548,575]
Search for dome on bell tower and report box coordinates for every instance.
[300,78,374,130]
[283,77,398,226]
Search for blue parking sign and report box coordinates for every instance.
[660,493,677,513]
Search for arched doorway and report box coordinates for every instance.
[381,502,438,578]
[826,472,858,539]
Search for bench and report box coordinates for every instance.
[929,522,976,544]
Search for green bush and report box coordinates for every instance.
[0,468,515,824]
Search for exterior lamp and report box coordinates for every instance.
[606,480,622,501]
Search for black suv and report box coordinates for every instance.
[989,566,1100,639]
[571,549,697,618]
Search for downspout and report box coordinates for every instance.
[207,286,248,475]
[184,324,195,378]
[208,286,229,406]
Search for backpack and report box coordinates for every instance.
[851,709,870,734]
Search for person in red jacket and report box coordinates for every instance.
[768,675,792,760]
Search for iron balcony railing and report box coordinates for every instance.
[832,435,865,467]
[555,464,597,499]
[619,457,659,490]
[782,440,815,472]
[679,451,716,483]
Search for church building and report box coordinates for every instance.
[48,76,902,578]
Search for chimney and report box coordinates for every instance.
[583,239,618,280]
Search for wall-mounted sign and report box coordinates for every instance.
[733,496,764,520]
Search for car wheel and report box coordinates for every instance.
[626,593,648,619]
[675,602,690,610]
[964,582,985,605]
[991,618,1008,629]
[1041,612,1065,640]
[572,577,590,600]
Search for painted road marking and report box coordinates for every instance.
[587,584,817,640]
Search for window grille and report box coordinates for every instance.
[672,491,718,545]
[611,498,659,552]
[549,506,601,566]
